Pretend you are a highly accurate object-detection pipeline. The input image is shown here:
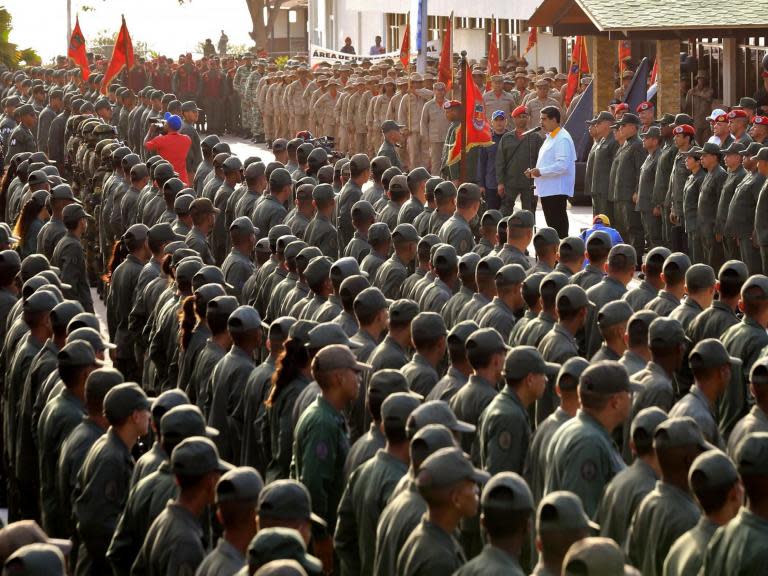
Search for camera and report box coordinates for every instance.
[311,135,344,160]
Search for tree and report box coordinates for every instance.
[0,7,41,68]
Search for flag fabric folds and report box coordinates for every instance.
[438,15,452,90]
[446,60,493,167]
[524,27,538,55]
[399,23,410,69]
[101,16,135,94]
[564,36,589,108]
[67,16,90,81]
[487,20,499,76]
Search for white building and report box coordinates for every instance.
[309,0,566,70]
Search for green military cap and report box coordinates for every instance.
[367,222,391,244]
[381,119,404,133]
[758,148,768,162]
[339,275,370,306]
[644,246,670,266]
[165,241,189,256]
[351,200,375,220]
[648,317,686,348]
[674,113,694,126]
[312,344,371,373]
[49,183,75,201]
[66,313,100,333]
[16,103,35,117]
[27,171,49,188]
[411,423,456,456]
[563,537,635,575]
[0,249,21,274]
[738,96,758,109]
[307,148,328,168]
[257,479,326,526]
[654,416,712,451]
[721,141,745,155]
[740,142,763,157]
[580,360,641,395]
[681,146,704,159]
[557,357,590,391]
[542,271,571,298]
[734,431,768,476]
[228,305,263,334]
[508,209,535,229]
[104,383,151,423]
[554,284,588,315]
[268,317,296,342]
[307,323,357,349]
[689,449,739,496]
[631,407,668,449]
[661,253,691,279]
[304,256,332,287]
[616,112,640,126]
[559,236,585,258]
[392,223,419,244]
[741,273,768,302]
[627,308,657,333]
[190,197,220,216]
[269,167,293,190]
[416,446,489,490]
[253,559,308,576]
[718,259,748,284]
[592,110,616,124]
[433,244,458,270]
[247,528,322,576]
[370,156,392,177]
[701,142,722,157]
[434,180,457,201]
[655,113,675,126]
[640,126,662,139]
[533,227,560,249]
[20,275,48,300]
[597,300,633,329]
[457,182,482,203]
[467,327,509,357]
[161,404,218,443]
[689,338,741,371]
[369,369,410,406]
[537,490,598,532]
[216,466,264,504]
[194,284,226,308]
[458,252,481,277]
[151,389,190,420]
[3,543,66,576]
[312,183,334,202]
[407,400,475,435]
[207,295,240,325]
[122,223,149,250]
[389,174,409,196]
[607,243,636,268]
[176,258,205,285]
[230,216,257,236]
[354,286,389,319]
[477,255,503,277]
[418,234,440,255]
[295,184,313,202]
[255,238,271,255]
[407,167,431,189]
[425,177,443,198]
[750,357,768,385]
[586,230,611,250]
[685,263,716,291]
[36,270,70,291]
[171,436,233,476]
[481,209,502,228]
[382,391,423,431]
[276,235,299,254]
[296,247,322,272]
[58,340,101,368]
[62,203,91,226]
[147,222,181,245]
[496,263,526,287]
[84,368,124,405]
[447,320,479,347]
[23,290,59,315]
[330,257,361,283]
[50,301,84,332]
[523,271,547,300]
[504,346,559,380]
[389,298,419,324]
[482,471,534,512]
[411,312,447,342]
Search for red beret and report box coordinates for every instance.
[614,103,629,112]
[511,105,528,118]
[636,101,654,113]
[762,70,768,79]
[714,114,728,123]
[753,115,768,126]
[443,100,461,110]
[673,124,696,136]
[728,109,748,119]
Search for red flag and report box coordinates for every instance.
[488,20,499,76]
[564,36,590,107]
[524,27,538,55]
[650,58,658,85]
[399,23,410,69]
[437,15,453,91]
[68,16,90,81]
[101,16,134,94]
[618,40,631,73]
[446,59,493,168]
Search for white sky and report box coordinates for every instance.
[4,0,257,63]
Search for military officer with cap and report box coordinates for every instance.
[590,111,619,218]
[52,203,94,312]
[438,183,481,256]
[610,113,646,259]
[378,120,404,170]
[336,154,370,249]
[6,103,37,164]
[185,197,219,266]
[374,224,418,299]
[0,95,20,152]
[222,217,257,301]
[304,184,339,259]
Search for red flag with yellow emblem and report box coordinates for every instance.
[68,16,90,81]
[446,59,493,166]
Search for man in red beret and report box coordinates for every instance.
[495,105,544,214]
[728,109,752,145]
[636,101,655,130]
[750,115,768,145]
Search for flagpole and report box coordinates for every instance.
[407,11,412,140]
[449,13,454,97]
[459,50,467,184]
[67,0,72,53]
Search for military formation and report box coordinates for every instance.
[0,48,764,576]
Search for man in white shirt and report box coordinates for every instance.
[526,106,576,238]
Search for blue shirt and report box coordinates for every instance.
[476,131,505,190]
[580,222,624,246]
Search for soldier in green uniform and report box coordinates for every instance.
[495,209,534,268]
[725,143,764,274]
[335,154,369,250]
[440,100,461,181]
[530,491,597,576]
[624,246,668,311]
[395,446,489,576]
[590,111,619,218]
[73,383,151,574]
[335,391,421,576]
[645,252,689,316]
[373,223,418,299]
[663,449,742,576]
[222,217,257,302]
[687,259,746,345]
[626,417,711,576]
[398,167,431,225]
[438,183,481,257]
[290,345,370,570]
[562,537,638,575]
[378,120,404,170]
[6,104,37,162]
[196,466,263,576]
[455,472,533,576]
[131,436,233,575]
[475,263,525,341]
[252,168,292,236]
[477,346,558,475]
[610,113,646,257]
[701,432,768,574]
[570,230,609,290]
[592,300,634,362]
[304,184,339,260]
[400,313,446,396]
[52,203,93,312]
[637,126,663,249]
[185,197,219,266]
[545,361,636,517]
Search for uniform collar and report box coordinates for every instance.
[549,126,561,138]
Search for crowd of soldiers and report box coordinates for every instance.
[0,47,764,576]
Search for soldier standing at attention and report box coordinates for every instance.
[378,120,404,171]
[52,203,94,313]
[420,82,450,175]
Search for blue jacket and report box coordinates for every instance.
[580,222,624,246]
[477,131,505,190]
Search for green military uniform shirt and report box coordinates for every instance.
[449,374,498,457]
[373,254,410,300]
[596,458,657,547]
[662,516,717,576]
[477,386,530,475]
[374,479,427,576]
[686,300,739,345]
[438,212,474,256]
[305,214,339,260]
[525,407,573,502]
[378,139,403,171]
[401,353,439,398]
[454,543,525,576]
[195,537,246,576]
[700,507,768,575]
[727,405,768,458]
[52,231,94,312]
[290,395,349,537]
[396,518,467,576]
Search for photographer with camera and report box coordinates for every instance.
[144,111,192,185]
